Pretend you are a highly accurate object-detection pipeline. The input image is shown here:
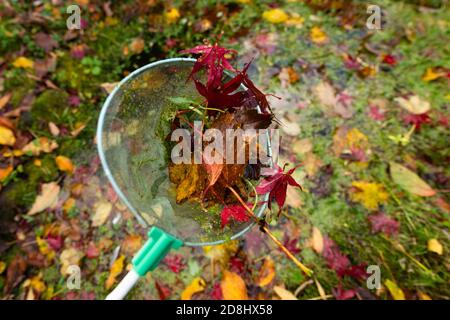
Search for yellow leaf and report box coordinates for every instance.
[0,125,16,146]
[311,227,324,254]
[257,256,276,287]
[24,273,46,294]
[105,255,125,289]
[203,240,239,265]
[181,277,206,300]
[418,291,432,300]
[310,26,328,44]
[384,279,405,300]
[0,261,6,274]
[273,286,297,300]
[60,247,84,276]
[63,197,76,213]
[221,270,248,300]
[165,8,180,24]
[12,56,34,69]
[55,155,74,173]
[390,162,436,197]
[422,68,445,82]
[36,236,55,261]
[427,239,443,255]
[395,95,430,115]
[285,14,304,27]
[28,182,60,215]
[0,165,13,182]
[350,181,389,211]
[92,200,112,227]
[262,8,289,24]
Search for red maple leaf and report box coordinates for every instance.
[163,254,186,273]
[332,284,356,300]
[382,54,397,66]
[368,212,400,237]
[220,204,250,228]
[322,237,351,276]
[256,164,302,213]
[402,112,431,130]
[180,43,237,88]
[368,104,386,121]
[211,282,223,300]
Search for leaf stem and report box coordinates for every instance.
[227,185,313,277]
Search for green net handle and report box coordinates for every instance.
[132,227,183,276]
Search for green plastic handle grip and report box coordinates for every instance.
[132,227,183,276]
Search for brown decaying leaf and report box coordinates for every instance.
[4,255,27,294]
[0,92,12,110]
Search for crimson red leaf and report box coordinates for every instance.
[256,164,302,212]
[163,254,186,273]
[368,212,400,237]
[220,205,250,228]
[333,284,356,300]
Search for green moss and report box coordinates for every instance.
[4,70,36,107]
[31,90,69,125]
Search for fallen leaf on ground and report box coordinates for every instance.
[105,255,125,289]
[221,270,248,300]
[22,137,58,156]
[368,212,400,236]
[28,182,60,215]
[390,162,436,197]
[262,8,289,24]
[181,277,206,300]
[311,227,324,254]
[417,291,432,300]
[55,155,74,173]
[60,247,84,276]
[273,286,297,300]
[427,239,443,255]
[92,201,113,227]
[12,56,34,69]
[0,165,13,181]
[257,256,276,287]
[122,234,142,256]
[0,125,16,146]
[422,68,446,82]
[395,95,430,115]
[350,181,389,211]
[384,279,405,300]
[310,26,328,44]
[0,92,11,110]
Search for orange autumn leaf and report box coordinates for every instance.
[0,165,13,182]
[105,255,125,289]
[422,67,446,82]
[181,277,206,300]
[257,256,276,287]
[55,155,74,173]
[221,270,248,300]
